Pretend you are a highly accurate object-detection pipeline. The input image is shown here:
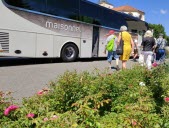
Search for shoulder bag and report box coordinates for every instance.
[116,32,124,55]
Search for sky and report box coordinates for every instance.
[89,0,169,36]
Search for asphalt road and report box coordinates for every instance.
[0,57,137,103]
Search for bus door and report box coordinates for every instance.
[92,26,99,57]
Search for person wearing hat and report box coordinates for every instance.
[104,30,120,71]
[141,30,156,69]
[155,33,167,62]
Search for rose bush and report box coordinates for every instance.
[0,64,169,127]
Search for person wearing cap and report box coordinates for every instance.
[156,33,167,62]
[141,30,156,69]
[104,30,120,71]
[117,25,134,69]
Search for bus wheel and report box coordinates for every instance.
[61,43,78,62]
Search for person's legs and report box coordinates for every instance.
[143,52,148,65]
[156,49,165,64]
[146,54,152,70]
[159,50,162,60]
[144,51,153,69]
[115,58,120,70]
[138,53,144,66]
[159,49,165,62]
[153,53,156,62]
[133,53,138,61]
[107,51,113,68]
[156,51,160,61]
[133,49,138,61]
[122,60,127,69]
[113,51,120,70]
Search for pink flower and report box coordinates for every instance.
[133,121,137,126]
[43,117,49,122]
[27,113,35,118]
[4,105,19,116]
[164,97,169,102]
[4,108,10,116]
[37,88,49,96]
[132,121,137,126]
[8,105,19,110]
[37,90,44,95]
[131,119,137,126]
[50,115,58,120]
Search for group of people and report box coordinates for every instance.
[139,30,167,69]
[104,25,167,70]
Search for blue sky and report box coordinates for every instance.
[89,0,169,36]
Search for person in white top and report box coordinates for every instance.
[104,30,120,71]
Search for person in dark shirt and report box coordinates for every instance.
[141,30,156,69]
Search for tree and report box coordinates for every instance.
[148,23,169,45]
[148,24,165,38]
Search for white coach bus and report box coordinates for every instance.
[0,0,148,62]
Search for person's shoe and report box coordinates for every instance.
[116,66,120,71]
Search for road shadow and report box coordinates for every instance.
[77,57,107,62]
[0,57,107,67]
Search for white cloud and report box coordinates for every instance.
[160,9,167,14]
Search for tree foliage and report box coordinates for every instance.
[148,23,169,45]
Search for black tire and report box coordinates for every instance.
[61,43,78,62]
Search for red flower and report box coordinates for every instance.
[164,97,169,102]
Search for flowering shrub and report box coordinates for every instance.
[0,64,169,127]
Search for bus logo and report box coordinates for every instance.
[45,21,81,33]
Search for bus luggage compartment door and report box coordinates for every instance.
[80,25,93,58]
[36,34,53,57]
[80,38,92,58]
